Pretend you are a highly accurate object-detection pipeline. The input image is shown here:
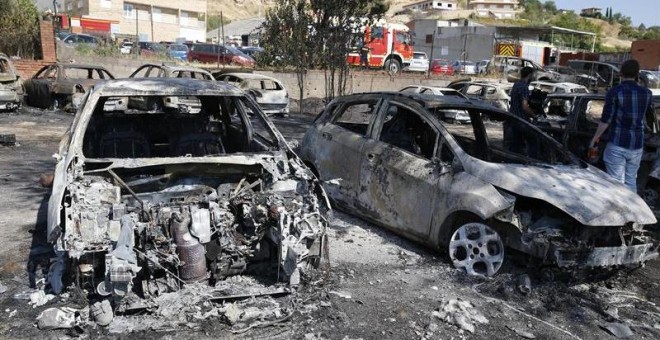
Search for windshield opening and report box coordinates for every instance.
[82,95,280,159]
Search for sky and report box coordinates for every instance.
[549,0,659,26]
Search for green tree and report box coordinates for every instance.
[0,0,40,58]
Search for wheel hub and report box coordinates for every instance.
[449,223,504,277]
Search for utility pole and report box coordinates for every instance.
[217,11,224,68]
[135,5,139,55]
[427,29,435,78]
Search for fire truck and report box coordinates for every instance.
[347,21,414,74]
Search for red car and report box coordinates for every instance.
[188,43,255,67]
[430,59,454,76]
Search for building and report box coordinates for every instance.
[580,8,602,17]
[402,0,458,12]
[61,0,207,42]
[468,0,521,19]
[631,40,660,70]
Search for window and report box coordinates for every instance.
[180,11,189,26]
[379,104,438,160]
[123,3,133,18]
[64,67,100,79]
[332,101,378,136]
[152,7,162,22]
[370,26,384,39]
[426,34,433,44]
[579,99,605,129]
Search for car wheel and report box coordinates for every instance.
[448,223,504,277]
[384,58,401,74]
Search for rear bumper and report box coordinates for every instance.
[259,102,289,115]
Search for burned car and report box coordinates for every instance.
[46,78,329,307]
[215,73,290,117]
[24,63,114,110]
[0,53,23,111]
[128,64,214,113]
[448,79,512,111]
[535,93,660,209]
[300,92,657,277]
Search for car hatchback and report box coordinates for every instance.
[300,92,657,277]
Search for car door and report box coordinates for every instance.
[565,97,602,160]
[312,97,381,209]
[358,99,448,240]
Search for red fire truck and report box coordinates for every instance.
[347,22,414,74]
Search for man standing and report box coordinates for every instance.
[359,40,370,70]
[590,59,653,192]
[505,66,539,157]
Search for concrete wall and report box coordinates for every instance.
[412,20,496,62]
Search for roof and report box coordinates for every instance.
[337,91,503,112]
[94,78,243,97]
[219,73,282,82]
[139,63,211,74]
[57,63,109,70]
[206,17,265,40]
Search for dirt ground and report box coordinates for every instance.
[2,107,660,339]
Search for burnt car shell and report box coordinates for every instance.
[24,63,114,110]
[0,53,22,111]
[300,92,657,275]
[46,78,329,302]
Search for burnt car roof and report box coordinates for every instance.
[94,78,243,97]
[340,91,501,112]
[137,63,211,73]
[546,93,604,99]
[55,63,110,70]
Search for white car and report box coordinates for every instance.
[530,81,589,94]
[476,59,490,74]
[215,72,290,116]
[399,85,470,123]
[120,42,133,54]
[405,52,430,73]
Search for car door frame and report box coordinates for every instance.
[358,96,451,242]
[309,95,384,210]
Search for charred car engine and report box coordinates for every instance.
[59,167,327,302]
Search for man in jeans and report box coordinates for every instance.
[590,59,653,192]
[505,66,539,158]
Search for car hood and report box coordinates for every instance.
[466,160,657,226]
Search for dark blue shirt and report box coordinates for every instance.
[601,80,652,150]
[509,80,530,120]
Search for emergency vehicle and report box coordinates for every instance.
[347,21,414,74]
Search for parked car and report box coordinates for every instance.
[491,55,561,82]
[430,59,454,76]
[399,85,470,123]
[215,72,289,116]
[451,60,476,75]
[405,52,430,73]
[23,63,114,110]
[529,81,589,94]
[534,93,660,210]
[128,64,214,113]
[137,41,167,57]
[544,64,596,87]
[300,92,657,277]
[640,70,660,89]
[0,53,23,111]
[167,44,189,61]
[45,77,329,299]
[188,43,255,67]
[476,59,490,74]
[447,80,512,111]
[61,33,99,47]
[567,60,620,91]
[120,41,133,54]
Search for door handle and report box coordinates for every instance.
[322,132,333,141]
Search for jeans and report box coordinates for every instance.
[603,143,643,192]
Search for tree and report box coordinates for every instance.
[543,1,557,15]
[0,0,40,58]
[260,0,313,114]
[207,14,231,32]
